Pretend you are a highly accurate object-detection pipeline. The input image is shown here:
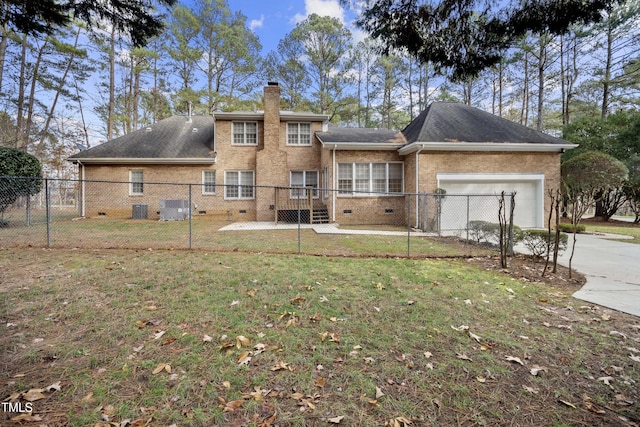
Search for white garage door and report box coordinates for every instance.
[437,174,544,229]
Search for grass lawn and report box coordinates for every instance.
[1,248,639,426]
[0,216,491,258]
[582,219,640,244]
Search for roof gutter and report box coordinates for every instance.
[398,141,577,155]
[66,158,218,165]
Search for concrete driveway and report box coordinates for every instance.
[556,233,640,317]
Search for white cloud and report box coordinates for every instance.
[249,15,264,31]
[293,0,345,24]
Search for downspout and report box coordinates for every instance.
[414,146,424,228]
[77,160,86,217]
[332,145,337,223]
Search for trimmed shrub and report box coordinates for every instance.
[558,222,586,233]
[521,229,568,258]
[468,220,523,246]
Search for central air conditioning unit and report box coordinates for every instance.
[160,199,190,221]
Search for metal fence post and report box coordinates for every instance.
[45,178,50,247]
[509,193,515,256]
[407,194,411,257]
[189,184,193,249]
[26,192,31,226]
[466,195,470,241]
[437,194,441,237]
[297,189,301,254]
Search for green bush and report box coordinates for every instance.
[0,147,43,213]
[558,222,586,233]
[468,220,523,246]
[521,229,568,258]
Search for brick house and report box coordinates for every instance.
[67,82,575,228]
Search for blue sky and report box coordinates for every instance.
[224,0,362,54]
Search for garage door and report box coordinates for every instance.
[437,174,544,229]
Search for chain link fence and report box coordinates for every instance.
[0,176,514,257]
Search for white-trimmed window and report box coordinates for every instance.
[232,122,258,145]
[202,170,216,195]
[224,170,254,199]
[290,170,318,198]
[337,162,404,195]
[129,170,143,195]
[338,163,352,194]
[287,122,311,145]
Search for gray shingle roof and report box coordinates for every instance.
[402,102,568,145]
[68,116,215,160]
[315,128,406,145]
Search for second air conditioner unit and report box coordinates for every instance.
[159,199,190,221]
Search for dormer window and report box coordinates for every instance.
[287,123,311,145]
[232,122,258,145]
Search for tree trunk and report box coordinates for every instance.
[38,28,81,151]
[520,52,529,126]
[107,27,116,140]
[0,23,7,92]
[25,39,47,156]
[498,61,503,117]
[560,34,567,126]
[536,38,546,131]
[601,25,613,119]
[15,35,27,150]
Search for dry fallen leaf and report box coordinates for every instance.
[388,416,413,426]
[597,376,614,387]
[237,351,252,366]
[315,377,326,388]
[221,398,244,412]
[22,388,46,402]
[505,356,524,366]
[614,394,634,406]
[456,353,473,362]
[46,381,61,392]
[559,399,577,409]
[236,335,250,348]
[522,385,539,394]
[152,363,171,374]
[327,415,344,424]
[529,365,547,376]
[11,414,43,422]
[202,335,213,342]
[584,395,606,414]
[271,360,292,371]
[376,386,385,399]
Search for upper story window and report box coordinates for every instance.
[232,122,258,145]
[287,122,311,146]
[337,162,403,196]
[202,170,216,195]
[129,170,143,195]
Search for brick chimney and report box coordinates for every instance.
[263,82,281,150]
[256,82,287,221]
